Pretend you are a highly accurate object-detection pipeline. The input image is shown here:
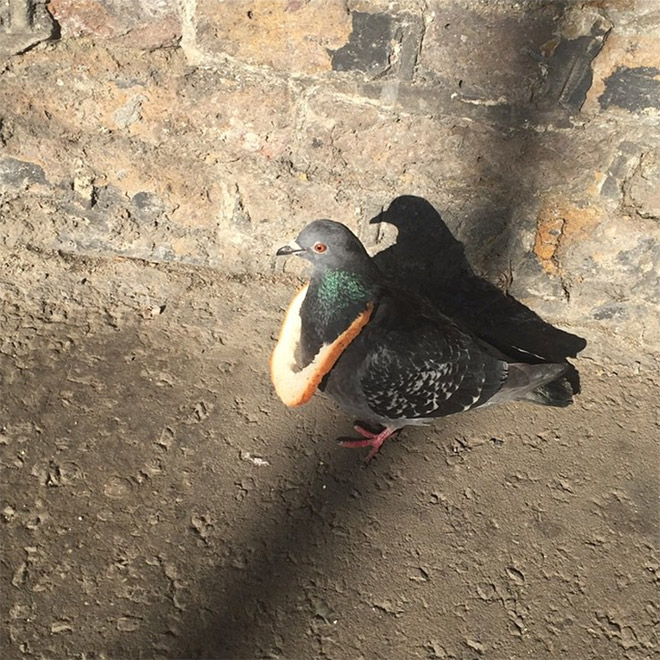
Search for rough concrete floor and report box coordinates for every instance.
[1,253,659,660]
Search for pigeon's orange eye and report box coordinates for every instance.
[313,242,327,253]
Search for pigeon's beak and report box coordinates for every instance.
[276,240,304,256]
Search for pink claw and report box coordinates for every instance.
[339,424,399,464]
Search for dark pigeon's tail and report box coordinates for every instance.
[520,372,574,407]
[490,362,575,408]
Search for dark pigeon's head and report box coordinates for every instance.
[276,219,372,271]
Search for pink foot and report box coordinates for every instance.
[339,424,398,464]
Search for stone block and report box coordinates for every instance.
[417,2,611,117]
[0,0,54,58]
[47,0,181,49]
[0,43,189,153]
[521,186,660,333]
[592,0,660,35]
[541,5,612,112]
[195,0,351,74]
[594,139,660,221]
[533,201,603,276]
[599,66,660,114]
[0,157,47,193]
[418,3,561,108]
[330,9,424,81]
[624,151,660,221]
[173,67,298,163]
[583,33,660,115]
[572,219,660,319]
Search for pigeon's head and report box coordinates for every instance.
[276,219,371,271]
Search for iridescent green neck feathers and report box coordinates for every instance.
[312,269,372,325]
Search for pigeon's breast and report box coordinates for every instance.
[271,284,374,408]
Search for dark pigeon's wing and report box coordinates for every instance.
[358,295,508,421]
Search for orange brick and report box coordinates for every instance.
[195,0,351,74]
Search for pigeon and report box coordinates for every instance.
[271,219,575,463]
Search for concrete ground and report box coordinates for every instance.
[1,250,658,659]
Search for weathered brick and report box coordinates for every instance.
[534,201,603,275]
[195,0,351,74]
[574,219,659,315]
[588,0,660,35]
[418,2,611,116]
[1,43,180,151]
[624,151,660,220]
[418,3,560,108]
[599,66,660,113]
[172,67,298,162]
[583,33,660,114]
[0,0,54,58]
[0,157,47,193]
[331,11,392,75]
[47,0,181,49]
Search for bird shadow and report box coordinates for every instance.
[370,195,587,392]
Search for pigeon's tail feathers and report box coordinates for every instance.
[489,362,573,407]
[521,375,574,407]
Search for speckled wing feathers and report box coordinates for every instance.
[358,306,508,421]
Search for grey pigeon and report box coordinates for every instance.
[272,219,575,463]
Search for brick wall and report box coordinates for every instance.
[1,0,659,360]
